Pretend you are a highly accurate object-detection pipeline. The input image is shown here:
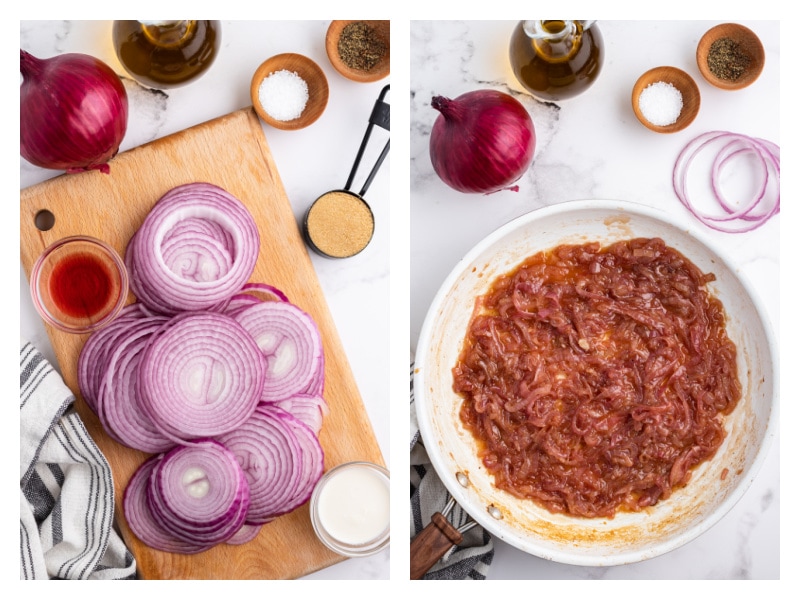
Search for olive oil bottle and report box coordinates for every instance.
[509,20,604,102]
[113,20,221,89]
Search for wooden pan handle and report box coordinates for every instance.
[410,512,463,580]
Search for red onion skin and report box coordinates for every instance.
[20,49,128,174]
[430,90,536,194]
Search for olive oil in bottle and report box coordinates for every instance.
[509,20,604,102]
[113,20,221,89]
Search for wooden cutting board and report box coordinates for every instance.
[19,108,385,579]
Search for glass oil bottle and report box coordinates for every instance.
[112,20,221,89]
[509,20,604,102]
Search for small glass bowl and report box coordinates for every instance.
[310,461,390,557]
[30,236,129,334]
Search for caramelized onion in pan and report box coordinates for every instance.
[453,238,741,519]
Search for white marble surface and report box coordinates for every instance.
[410,20,780,579]
[15,16,790,584]
[19,20,389,580]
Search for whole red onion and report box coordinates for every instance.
[429,89,536,194]
[20,49,128,174]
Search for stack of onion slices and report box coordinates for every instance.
[673,131,779,233]
[125,182,261,314]
[78,293,328,456]
[77,182,329,553]
[123,403,325,554]
[129,440,251,554]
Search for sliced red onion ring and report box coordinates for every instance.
[237,282,289,303]
[224,287,289,319]
[95,317,174,453]
[673,131,780,233]
[160,234,233,283]
[225,523,263,545]
[137,312,266,441]
[278,409,325,511]
[124,456,215,555]
[80,181,330,554]
[147,439,250,546]
[683,134,767,222]
[302,353,326,396]
[162,216,235,258]
[223,294,262,316]
[127,182,260,314]
[273,393,329,436]
[233,301,324,403]
[216,407,301,524]
[78,303,151,413]
[710,139,769,219]
[224,283,290,320]
[217,406,324,525]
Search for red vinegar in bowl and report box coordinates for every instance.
[30,236,128,334]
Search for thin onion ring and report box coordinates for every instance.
[95,316,173,453]
[124,456,215,554]
[147,440,250,545]
[672,131,779,233]
[710,140,769,220]
[217,405,324,525]
[233,301,324,403]
[677,132,771,222]
[127,183,260,314]
[137,312,266,441]
[81,181,331,555]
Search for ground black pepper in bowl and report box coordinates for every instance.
[696,23,764,91]
[338,21,387,72]
[325,20,390,83]
[707,37,751,81]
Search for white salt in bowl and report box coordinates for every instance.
[632,66,700,133]
[250,53,329,131]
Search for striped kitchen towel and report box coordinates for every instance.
[20,339,137,580]
[410,362,493,580]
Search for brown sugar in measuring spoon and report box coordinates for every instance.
[304,85,389,258]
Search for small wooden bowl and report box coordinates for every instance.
[631,66,700,134]
[696,23,764,90]
[325,20,390,83]
[250,53,329,130]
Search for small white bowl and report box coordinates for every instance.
[310,461,390,557]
